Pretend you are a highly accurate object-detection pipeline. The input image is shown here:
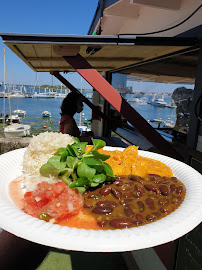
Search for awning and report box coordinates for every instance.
[1,33,200,160]
[0,33,199,84]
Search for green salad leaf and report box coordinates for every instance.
[40,156,67,177]
[77,161,96,179]
[54,147,66,156]
[89,139,106,151]
[39,138,115,193]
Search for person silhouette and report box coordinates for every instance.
[59,92,93,143]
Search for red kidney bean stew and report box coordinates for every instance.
[83,174,186,230]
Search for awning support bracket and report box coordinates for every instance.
[63,53,183,160]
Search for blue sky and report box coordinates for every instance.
[0,0,98,88]
[0,0,194,93]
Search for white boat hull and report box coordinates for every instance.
[6,115,21,124]
[9,95,25,98]
[151,102,167,107]
[4,124,31,138]
[13,110,26,117]
[33,94,54,98]
[78,125,91,132]
[42,111,52,117]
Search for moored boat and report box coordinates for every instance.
[42,111,52,117]
[150,118,164,123]
[164,119,175,128]
[13,109,26,117]
[54,93,67,98]
[5,114,21,124]
[0,91,7,98]
[9,91,25,98]
[78,125,91,132]
[127,95,148,104]
[33,93,54,98]
[165,101,177,108]
[150,95,168,107]
[4,123,31,138]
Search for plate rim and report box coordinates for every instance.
[0,147,202,252]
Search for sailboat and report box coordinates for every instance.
[4,123,31,138]
[9,85,25,98]
[33,87,54,98]
[12,87,27,116]
[11,85,27,117]
[78,78,91,132]
[3,47,31,138]
[6,114,21,124]
[13,109,26,117]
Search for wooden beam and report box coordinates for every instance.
[27,57,62,61]
[27,57,143,62]
[133,63,196,78]
[36,66,116,71]
[127,72,194,84]
[63,53,183,160]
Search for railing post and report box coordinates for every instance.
[186,42,202,150]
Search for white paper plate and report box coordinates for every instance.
[0,147,202,252]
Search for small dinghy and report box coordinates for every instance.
[42,111,52,117]
[13,109,26,117]
[78,125,91,132]
[4,123,31,138]
[5,114,21,124]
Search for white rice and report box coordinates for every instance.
[22,132,74,175]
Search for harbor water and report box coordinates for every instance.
[0,86,176,137]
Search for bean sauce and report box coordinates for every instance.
[83,174,186,230]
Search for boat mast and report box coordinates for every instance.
[79,77,82,126]
[4,47,12,125]
[2,47,6,129]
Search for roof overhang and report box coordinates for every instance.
[0,33,200,84]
